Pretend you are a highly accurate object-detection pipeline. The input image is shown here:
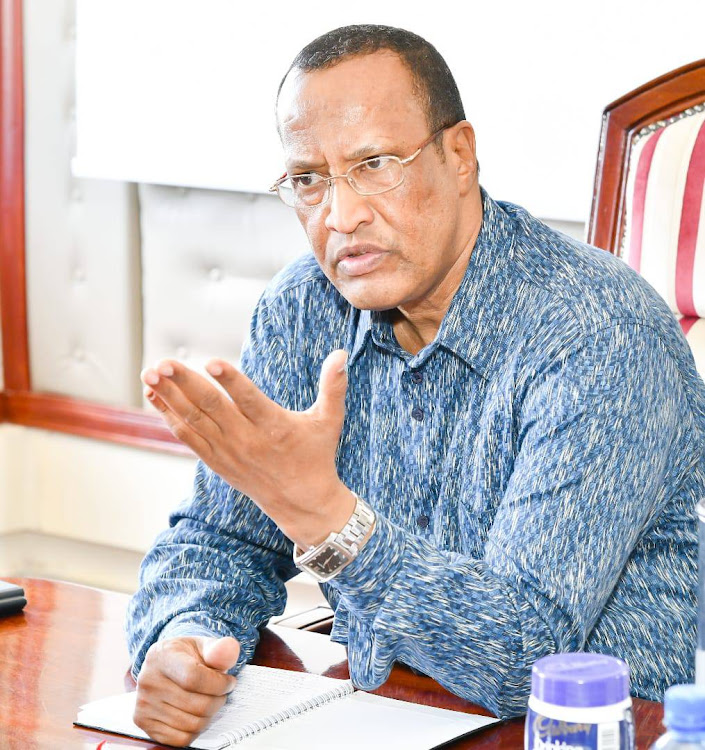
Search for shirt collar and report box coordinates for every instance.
[349,189,517,378]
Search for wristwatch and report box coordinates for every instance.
[293,493,376,583]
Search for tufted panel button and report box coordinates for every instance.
[178,187,189,197]
[70,187,83,203]
[72,267,86,283]
[176,346,189,359]
[73,348,85,363]
[208,267,224,282]
[411,406,425,422]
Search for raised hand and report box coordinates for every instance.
[141,350,355,549]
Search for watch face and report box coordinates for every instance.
[309,545,350,577]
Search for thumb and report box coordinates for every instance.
[196,636,240,672]
[312,350,348,425]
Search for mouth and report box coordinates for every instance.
[335,244,387,277]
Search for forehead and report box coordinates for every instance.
[277,52,429,158]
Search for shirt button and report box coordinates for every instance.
[417,515,430,529]
[411,406,424,422]
[410,371,423,384]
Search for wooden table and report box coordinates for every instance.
[0,578,665,748]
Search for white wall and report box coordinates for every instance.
[0,423,327,617]
[74,0,705,222]
[0,423,196,589]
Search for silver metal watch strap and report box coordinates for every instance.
[333,492,376,555]
[293,493,376,564]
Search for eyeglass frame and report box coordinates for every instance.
[268,124,453,208]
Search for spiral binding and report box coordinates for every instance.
[217,681,355,746]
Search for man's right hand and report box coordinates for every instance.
[133,635,240,747]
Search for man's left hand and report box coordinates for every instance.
[141,350,355,549]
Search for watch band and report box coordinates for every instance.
[293,493,376,582]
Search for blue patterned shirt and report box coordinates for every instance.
[127,191,705,719]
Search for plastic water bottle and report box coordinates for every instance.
[525,652,634,749]
[650,684,705,748]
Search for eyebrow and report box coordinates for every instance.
[347,143,392,161]
[289,143,396,173]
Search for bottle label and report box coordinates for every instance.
[525,707,634,749]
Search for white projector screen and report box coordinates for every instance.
[74,0,705,222]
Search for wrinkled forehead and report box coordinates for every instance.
[278,77,373,132]
[276,57,428,157]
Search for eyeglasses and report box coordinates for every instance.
[269,125,451,209]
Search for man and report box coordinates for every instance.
[128,24,705,747]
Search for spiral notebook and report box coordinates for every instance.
[75,664,498,749]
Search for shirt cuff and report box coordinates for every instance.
[130,613,256,680]
[158,617,224,643]
[327,513,407,615]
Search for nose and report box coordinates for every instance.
[324,177,374,235]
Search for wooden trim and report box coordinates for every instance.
[588,59,705,253]
[2,390,192,455]
[0,0,30,392]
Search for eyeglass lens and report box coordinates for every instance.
[278,156,405,207]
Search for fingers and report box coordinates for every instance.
[143,385,167,413]
[142,382,212,452]
[142,361,227,435]
[134,692,228,748]
[137,686,227,728]
[311,349,348,426]
[160,652,237,697]
[205,359,276,423]
[132,717,197,748]
[134,636,240,747]
[141,678,229,719]
[199,636,240,672]
[134,701,224,748]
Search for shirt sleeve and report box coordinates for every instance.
[125,296,301,679]
[325,323,691,718]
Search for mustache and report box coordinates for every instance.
[332,244,388,262]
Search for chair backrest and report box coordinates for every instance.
[588,60,705,378]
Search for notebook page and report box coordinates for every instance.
[76,665,354,750]
[197,666,353,746]
[234,690,499,750]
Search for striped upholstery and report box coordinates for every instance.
[623,104,705,378]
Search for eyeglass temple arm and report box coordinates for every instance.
[269,172,288,192]
[399,126,449,166]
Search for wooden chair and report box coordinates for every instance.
[588,59,705,377]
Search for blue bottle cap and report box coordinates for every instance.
[531,653,631,708]
[664,684,705,732]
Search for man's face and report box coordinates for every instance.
[277,52,472,312]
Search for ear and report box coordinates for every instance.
[447,121,478,196]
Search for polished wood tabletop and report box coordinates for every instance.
[0,578,665,749]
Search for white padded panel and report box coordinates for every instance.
[139,184,308,384]
[24,0,143,406]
